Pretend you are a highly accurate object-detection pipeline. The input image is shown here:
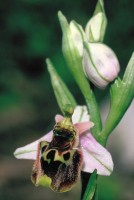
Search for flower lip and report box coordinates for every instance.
[51,136,72,149]
[52,144,71,151]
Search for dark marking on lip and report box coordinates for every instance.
[41,145,47,153]
[63,152,70,161]
[46,150,55,161]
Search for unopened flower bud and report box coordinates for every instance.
[58,11,86,59]
[82,42,120,89]
[69,20,86,56]
[85,0,107,42]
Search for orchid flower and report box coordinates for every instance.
[14,106,113,193]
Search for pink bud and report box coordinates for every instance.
[83,42,120,89]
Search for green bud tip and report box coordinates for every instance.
[58,11,69,33]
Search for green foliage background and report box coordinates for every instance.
[0,0,133,199]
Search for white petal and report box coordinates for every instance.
[80,132,113,175]
[14,131,53,160]
[72,105,90,123]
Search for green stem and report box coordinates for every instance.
[81,80,102,137]
[58,11,102,138]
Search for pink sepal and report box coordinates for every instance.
[79,132,113,175]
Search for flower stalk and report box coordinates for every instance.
[58,11,102,138]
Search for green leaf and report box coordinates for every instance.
[82,171,97,200]
[99,52,134,145]
[46,58,77,113]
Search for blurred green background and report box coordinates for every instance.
[0,0,134,199]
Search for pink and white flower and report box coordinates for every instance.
[14,106,113,176]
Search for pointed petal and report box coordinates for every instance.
[55,114,64,123]
[75,121,94,135]
[14,131,53,160]
[80,132,113,175]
